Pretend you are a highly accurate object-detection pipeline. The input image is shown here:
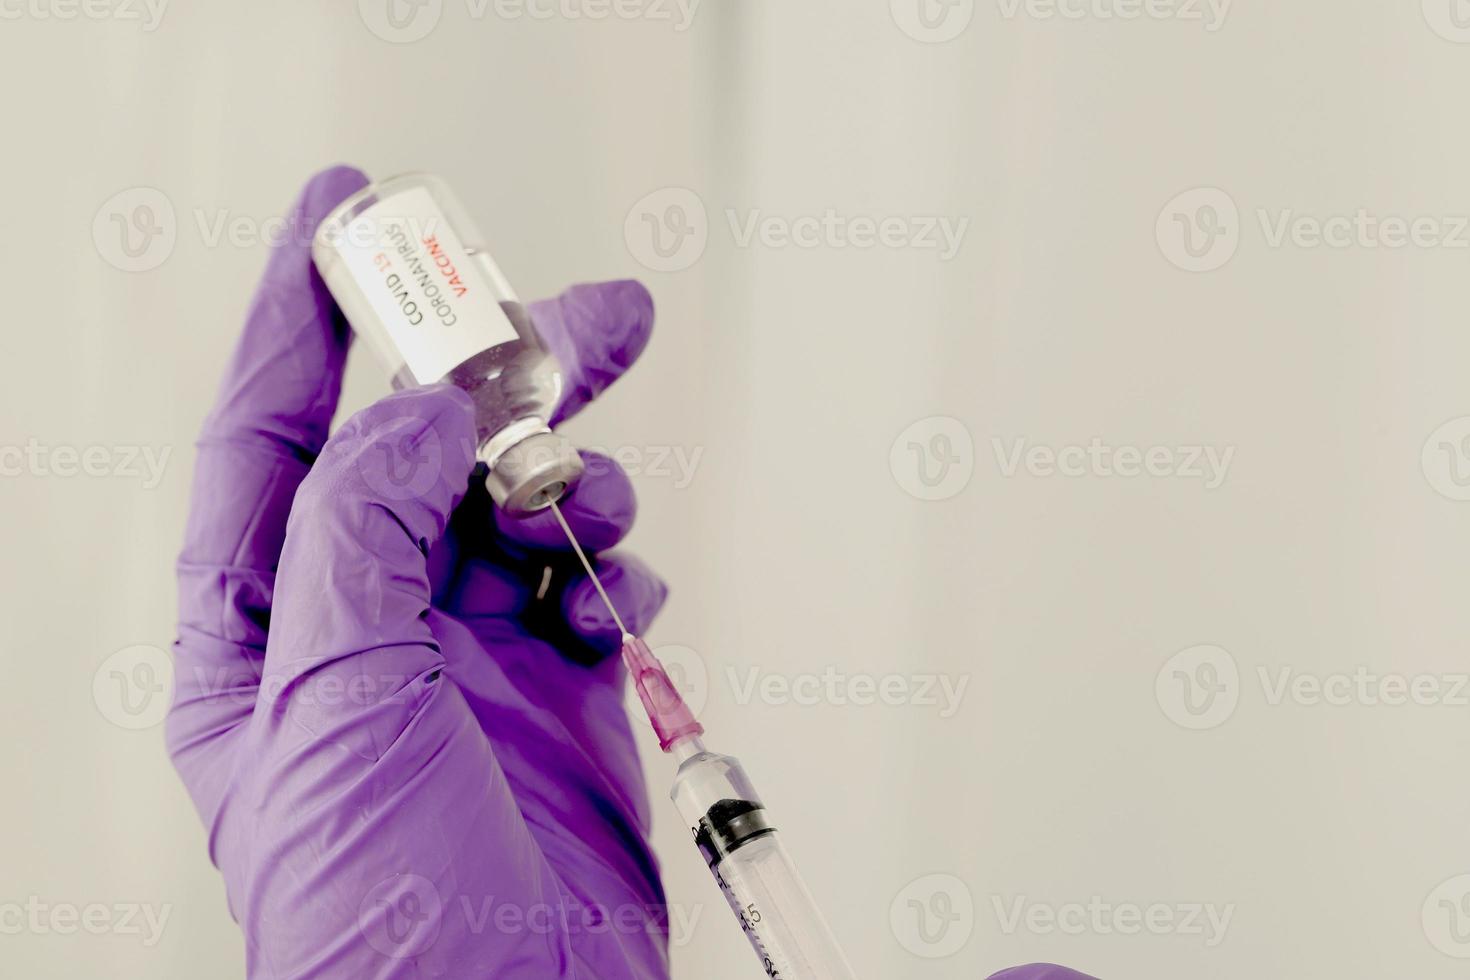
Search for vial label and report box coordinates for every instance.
[335,186,518,383]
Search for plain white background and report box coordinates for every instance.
[4,1,1470,977]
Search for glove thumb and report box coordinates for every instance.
[254,384,478,752]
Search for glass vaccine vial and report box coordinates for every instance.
[311,173,582,515]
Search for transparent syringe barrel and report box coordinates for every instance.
[671,745,856,979]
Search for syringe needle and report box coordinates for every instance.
[548,499,702,751]
[547,498,631,639]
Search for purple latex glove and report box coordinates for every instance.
[988,966,1099,980]
[166,166,672,979]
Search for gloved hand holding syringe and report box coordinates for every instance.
[547,501,859,980]
[310,169,857,978]
[173,166,1091,980]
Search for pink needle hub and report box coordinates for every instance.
[621,634,704,752]
[547,499,703,751]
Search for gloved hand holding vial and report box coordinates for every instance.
[311,171,585,516]
[311,167,857,977]
[168,165,1096,980]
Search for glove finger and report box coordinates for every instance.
[436,486,646,625]
[182,165,368,592]
[427,280,650,595]
[560,553,669,655]
[438,557,530,621]
[169,165,367,822]
[493,451,635,553]
[530,280,654,426]
[227,387,592,975]
[444,550,667,661]
[445,448,655,662]
[987,967,1100,980]
[257,385,477,739]
[425,448,633,613]
[198,165,367,452]
[174,165,367,649]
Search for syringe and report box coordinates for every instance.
[549,502,858,979]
